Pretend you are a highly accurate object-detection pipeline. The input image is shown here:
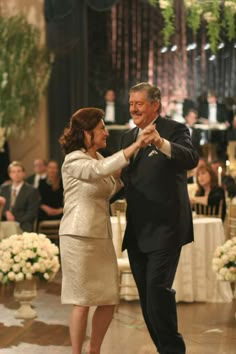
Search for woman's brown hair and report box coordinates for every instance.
[59,107,105,154]
[195,164,218,195]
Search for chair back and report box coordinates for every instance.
[227,202,236,238]
[193,199,223,219]
[37,220,60,243]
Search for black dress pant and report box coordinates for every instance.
[127,245,186,354]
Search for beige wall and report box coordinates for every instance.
[0,0,49,176]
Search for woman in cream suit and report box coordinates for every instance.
[59,107,154,354]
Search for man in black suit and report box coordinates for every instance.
[0,161,40,232]
[26,158,47,188]
[102,89,128,125]
[198,91,230,160]
[185,109,202,156]
[120,83,199,354]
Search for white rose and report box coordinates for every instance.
[15,272,24,281]
[43,272,50,280]
[25,273,33,280]
[8,272,16,281]
[12,264,21,272]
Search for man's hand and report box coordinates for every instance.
[141,125,164,149]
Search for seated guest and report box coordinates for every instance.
[26,158,47,188]
[198,91,230,160]
[185,109,202,155]
[102,89,128,125]
[198,90,229,124]
[211,159,236,199]
[0,161,40,231]
[166,90,195,123]
[38,160,63,222]
[191,164,226,220]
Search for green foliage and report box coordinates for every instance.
[161,4,175,46]
[185,3,202,35]
[204,0,221,53]
[0,14,52,138]
[223,3,236,41]
[148,0,236,53]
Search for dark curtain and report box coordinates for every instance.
[44,0,236,162]
[88,0,236,106]
[44,0,88,163]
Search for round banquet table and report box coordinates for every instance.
[111,215,233,303]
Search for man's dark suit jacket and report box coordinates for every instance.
[121,116,199,252]
[198,102,228,123]
[103,102,129,125]
[0,182,40,232]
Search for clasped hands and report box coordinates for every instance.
[137,125,164,149]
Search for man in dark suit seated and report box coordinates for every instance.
[102,89,128,125]
[26,158,47,188]
[0,161,40,232]
[120,82,199,354]
[184,109,202,156]
[198,90,230,160]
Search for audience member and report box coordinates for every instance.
[38,160,63,222]
[210,159,236,199]
[26,158,47,188]
[102,89,128,125]
[191,164,226,220]
[198,90,229,124]
[185,109,202,155]
[0,161,40,231]
[166,89,195,123]
[198,90,230,160]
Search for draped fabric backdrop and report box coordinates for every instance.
[44,0,236,162]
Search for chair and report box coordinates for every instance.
[227,202,236,238]
[115,211,137,303]
[110,199,127,216]
[37,219,60,244]
[193,200,223,219]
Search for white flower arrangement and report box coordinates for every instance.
[212,237,236,282]
[0,232,60,284]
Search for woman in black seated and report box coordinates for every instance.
[38,160,63,222]
[191,164,226,220]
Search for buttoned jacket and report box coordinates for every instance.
[59,149,128,238]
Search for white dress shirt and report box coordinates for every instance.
[104,102,115,123]
[209,103,217,123]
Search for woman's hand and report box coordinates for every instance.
[139,125,164,149]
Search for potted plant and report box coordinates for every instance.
[0,14,52,145]
[0,232,60,318]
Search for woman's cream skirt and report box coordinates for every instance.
[60,235,119,306]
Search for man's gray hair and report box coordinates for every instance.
[129,82,162,114]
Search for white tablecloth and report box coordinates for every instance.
[111,216,233,303]
[0,221,22,240]
[174,217,233,302]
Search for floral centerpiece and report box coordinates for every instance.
[0,232,60,284]
[212,237,236,282]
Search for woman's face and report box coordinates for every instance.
[197,169,211,188]
[90,120,109,150]
[47,161,59,179]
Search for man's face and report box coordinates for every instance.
[105,90,115,102]
[9,166,25,184]
[186,112,197,126]
[34,159,47,175]
[208,94,217,104]
[129,91,159,129]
